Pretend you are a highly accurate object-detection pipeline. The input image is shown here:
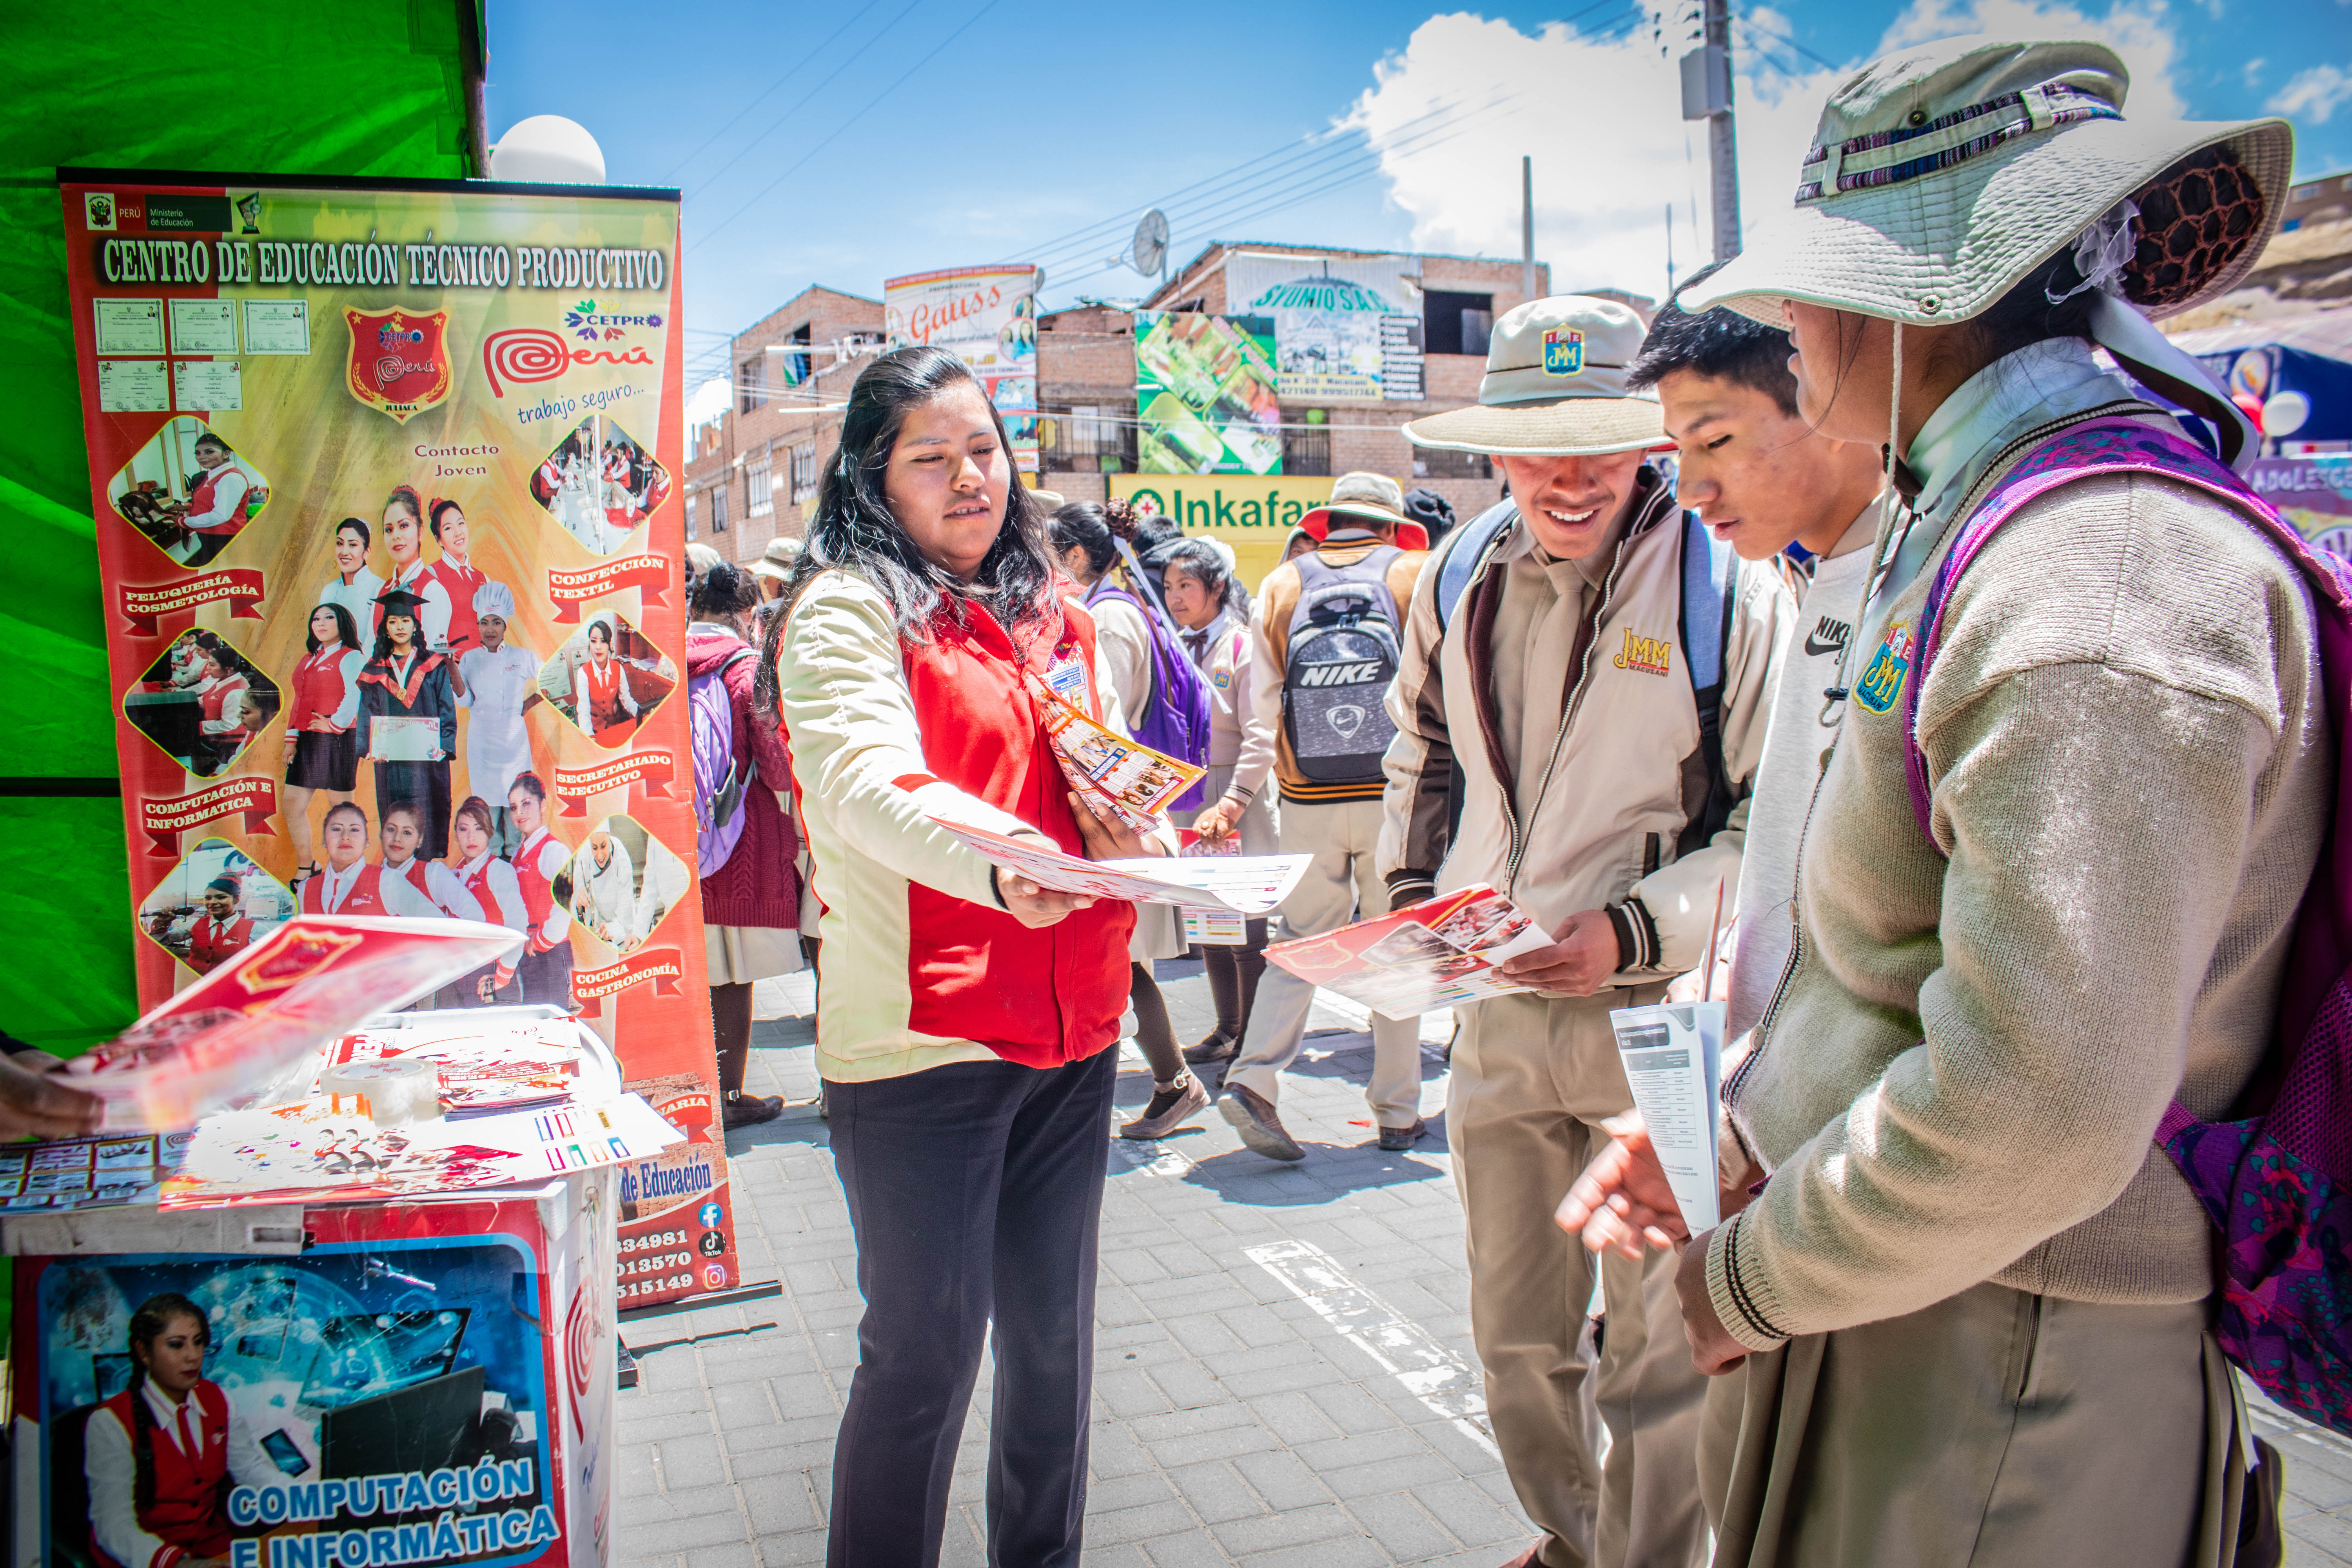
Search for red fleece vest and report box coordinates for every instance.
[98,1380,231,1562]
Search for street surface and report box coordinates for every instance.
[613,961,2352,1566]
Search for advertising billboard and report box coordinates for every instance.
[57,169,737,1310]
[1224,252,1424,403]
[882,264,1040,474]
[1133,311,1281,475]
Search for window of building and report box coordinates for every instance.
[745,451,773,517]
[2294,183,2321,202]
[2284,218,2305,233]
[1042,404,1140,474]
[685,491,698,540]
[1282,423,1331,477]
[739,357,764,413]
[1423,290,1495,357]
[778,324,812,388]
[789,441,818,503]
[710,486,728,532]
[1414,448,1492,480]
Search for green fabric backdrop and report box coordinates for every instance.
[1,2,479,1053]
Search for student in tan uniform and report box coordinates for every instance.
[1384,297,1791,1568]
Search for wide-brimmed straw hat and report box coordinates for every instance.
[1403,296,1668,457]
[1680,35,2292,330]
[1298,472,1430,551]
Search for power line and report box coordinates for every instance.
[686,0,934,201]
[691,0,1009,249]
[1734,8,1841,71]
[663,0,891,183]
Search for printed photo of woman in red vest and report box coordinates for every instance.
[182,878,253,976]
[280,602,367,879]
[297,802,390,916]
[437,794,527,1007]
[83,1292,273,1568]
[573,618,639,744]
[177,432,258,569]
[356,586,456,859]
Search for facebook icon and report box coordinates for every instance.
[698,1201,724,1229]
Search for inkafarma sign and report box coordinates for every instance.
[59,167,738,1310]
[1109,473,1344,592]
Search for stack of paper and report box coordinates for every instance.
[931,817,1308,912]
[1265,884,1555,1020]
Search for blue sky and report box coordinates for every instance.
[486,0,2352,392]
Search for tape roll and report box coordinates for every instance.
[319,1058,441,1127]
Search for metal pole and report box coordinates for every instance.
[1521,156,1537,300]
[1706,0,1741,262]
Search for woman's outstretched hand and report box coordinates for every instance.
[994,869,1097,928]
[1555,1114,1688,1259]
[1067,793,1167,861]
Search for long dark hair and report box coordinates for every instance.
[753,347,1056,717]
[307,601,361,654]
[125,1292,211,1515]
[1049,502,1119,578]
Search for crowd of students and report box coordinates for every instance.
[14,30,2322,1568]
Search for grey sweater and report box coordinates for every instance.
[1706,446,2329,1349]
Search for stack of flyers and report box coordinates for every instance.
[1265,884,1555,1020]
[1024,669,1205,833]
[0,1131,196,1214]
[160,1092,682,1208]
[930,817,1308,913]
[319,1024,586,1117]
[53,915,525,1131]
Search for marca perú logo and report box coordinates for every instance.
[344,306,452,423]
[563,298,664,343]
[1612,627,1673,677]
[483,324,654,397]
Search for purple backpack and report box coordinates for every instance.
[691,645,760,875]
[1085,578,1213,812]
[1904,417,2352,1436]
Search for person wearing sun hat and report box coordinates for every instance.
[1380,294,1794,1568]
[745,534,804,603]
[1204,470,1431,1162]
[1558,34,2309,1564]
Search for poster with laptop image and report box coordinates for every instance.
[23,1231,565,1568]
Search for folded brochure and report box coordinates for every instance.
[1607,1001,1725,1232]
[930,817,1307,914]
[54,915,526,1131]
[1025,669,1205,834]
[1265,884,1554,1020]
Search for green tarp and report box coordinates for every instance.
[1,2,479,1053]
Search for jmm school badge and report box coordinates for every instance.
[1855,621,1915,713]
[344,306,453,424]
[1543,326,1585,376]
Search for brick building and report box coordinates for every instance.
[1037,241,1562,526]
[682,285,884,566]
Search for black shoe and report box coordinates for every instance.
[722,1091,784,1129]
[1219,1083,1303,1161]
[1182,1031,1240,1066]
[1377,1118,1426,1152]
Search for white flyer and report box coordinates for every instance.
[928,817,1307,913]
[1608,1001,1724,1232]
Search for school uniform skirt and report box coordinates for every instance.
[288,730,358,791]
[704,923,804,986]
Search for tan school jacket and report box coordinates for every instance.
[1379,470,1793,976]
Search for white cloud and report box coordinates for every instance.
[686,375,731,431]
[1348,0,2186,301]
[2270,62,2352,124]
[2245,57,2267,88]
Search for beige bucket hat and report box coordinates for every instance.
[1298,471,1430,550]
[747,534,804,583]
[1403,296,1668,457]
[1679,34,2292,329]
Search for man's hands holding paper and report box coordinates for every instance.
[1556,1112,1761,1376]
[1496,907,1619,996]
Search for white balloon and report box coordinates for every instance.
[2263,391,2312,440]
[490,116,607,185]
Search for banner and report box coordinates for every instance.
[1109,472,1340,592]
[1225,251,1425,403]
[1134,311,1282,475]
[2249,455,2352,556]
[61,170,738,1310]
[883,263,1040,472]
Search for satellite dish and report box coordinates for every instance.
[490,116,607,184]
[1131,209,1169,279]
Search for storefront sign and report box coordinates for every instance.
[61,168,737,1310]
[1225,251,1425,403]
[884,263,1040,472]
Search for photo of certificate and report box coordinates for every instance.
[96,359,169,412]
[242,298,311,354]
[367,714,440,762]
[168,298,238,354]
[94,297,164,356]
[173,359,242,411]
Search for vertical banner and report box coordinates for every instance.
[882,264,1040,473]
[1224,251,1425,403]
[1133,312,1282,475]
[59,169,739,1311]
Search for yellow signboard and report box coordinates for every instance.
[1110,472,1399,591]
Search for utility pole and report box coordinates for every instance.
[1521,156,1536,302]
[1680,0,1741,262]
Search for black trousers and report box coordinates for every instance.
[826,1045,1115,1568]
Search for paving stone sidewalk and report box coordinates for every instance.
[614,961,2352,1567]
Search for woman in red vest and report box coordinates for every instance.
[83,1292,269,1568]
[298,802,389,915]
[178,432,252,568]
[571,619,639,745]
[439,795,527,1007]
[757,346,1170,1568]
[281,603,367,877]
[182,878,253,975]
[189,642,249,778]
[424,499,490,656]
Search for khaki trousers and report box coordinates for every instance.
[1227,795,1423,1127]
[1453,988,1710,1568]
[1715,1282,2252,1568]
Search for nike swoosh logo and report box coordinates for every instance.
[1804,622,1851,657]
